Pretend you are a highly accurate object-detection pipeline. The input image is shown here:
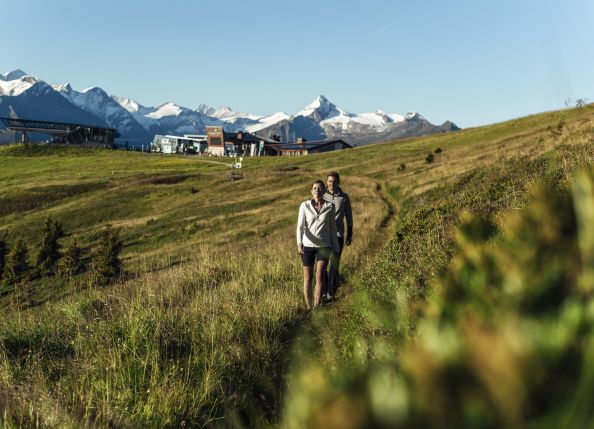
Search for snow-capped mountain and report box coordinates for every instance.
[208,106,258,121]
[196,103,215,116]
[53,84,150,142]
[0,74,106,127]
[0,69,459,147]
[0,76,36,97]
[295,95,347,121]
[295,95,402,135]
[0,73,110,145]
[0,69,28,81]
[248,95,458,145]
[111,97,215,136]
[246,112,291,133]
[111,95,160,131]
[141,102,212,136]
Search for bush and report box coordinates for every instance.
[425,153,435,164]
[398,163,406,171]
[434,147,443,154]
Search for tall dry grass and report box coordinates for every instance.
[0,176,387,427]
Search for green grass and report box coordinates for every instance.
[1,104,594,427]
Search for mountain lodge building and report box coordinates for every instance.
[150,126,353,157]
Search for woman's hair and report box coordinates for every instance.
[311,180,326,192]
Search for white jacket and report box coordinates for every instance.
[296,200,340,254]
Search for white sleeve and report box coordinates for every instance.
[296,202,306,246]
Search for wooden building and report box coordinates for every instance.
[272,138,352,156]
[206,126,279,156]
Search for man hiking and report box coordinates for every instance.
[323,172,353,300]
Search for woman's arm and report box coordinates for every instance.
[296,202,306,253]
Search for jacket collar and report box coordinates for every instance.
[325,186,343,197]
[309,199,332,209]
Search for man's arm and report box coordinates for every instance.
[345,194,353,246]
[329,205,340,255]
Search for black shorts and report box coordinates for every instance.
[300,246,331,266]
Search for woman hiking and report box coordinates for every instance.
[296,180,340,310]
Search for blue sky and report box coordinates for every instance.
[3,0,594,128]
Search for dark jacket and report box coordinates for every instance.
[324,187,353,239]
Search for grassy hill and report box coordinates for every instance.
[1,105,593,427]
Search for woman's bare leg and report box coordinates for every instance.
[303,265,313,309]
[313,259,328,308]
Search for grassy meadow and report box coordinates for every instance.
[1,104,594,427]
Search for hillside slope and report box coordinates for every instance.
[0,105,593,427]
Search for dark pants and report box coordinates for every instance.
[323,236,344,296]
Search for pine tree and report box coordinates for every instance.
[58,239,83,277]
[5,237,30,285]
[53,221,64,240]
[36,217,64,276]
[93,226,123,284]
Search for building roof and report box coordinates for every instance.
[153,134,207,142]
[224,131,280,145]
[276,139,352,151]
[1,117,119,136]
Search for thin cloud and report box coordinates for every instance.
[372,24,393,37]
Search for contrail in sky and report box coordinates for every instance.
[372,24,393,37]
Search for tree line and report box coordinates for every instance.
[0,218,123,287]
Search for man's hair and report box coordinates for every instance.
[327,172,340,183]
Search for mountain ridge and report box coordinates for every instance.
[0,69,460,147]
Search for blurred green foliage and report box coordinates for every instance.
[398,175,594,429]
[283,146,594,429]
